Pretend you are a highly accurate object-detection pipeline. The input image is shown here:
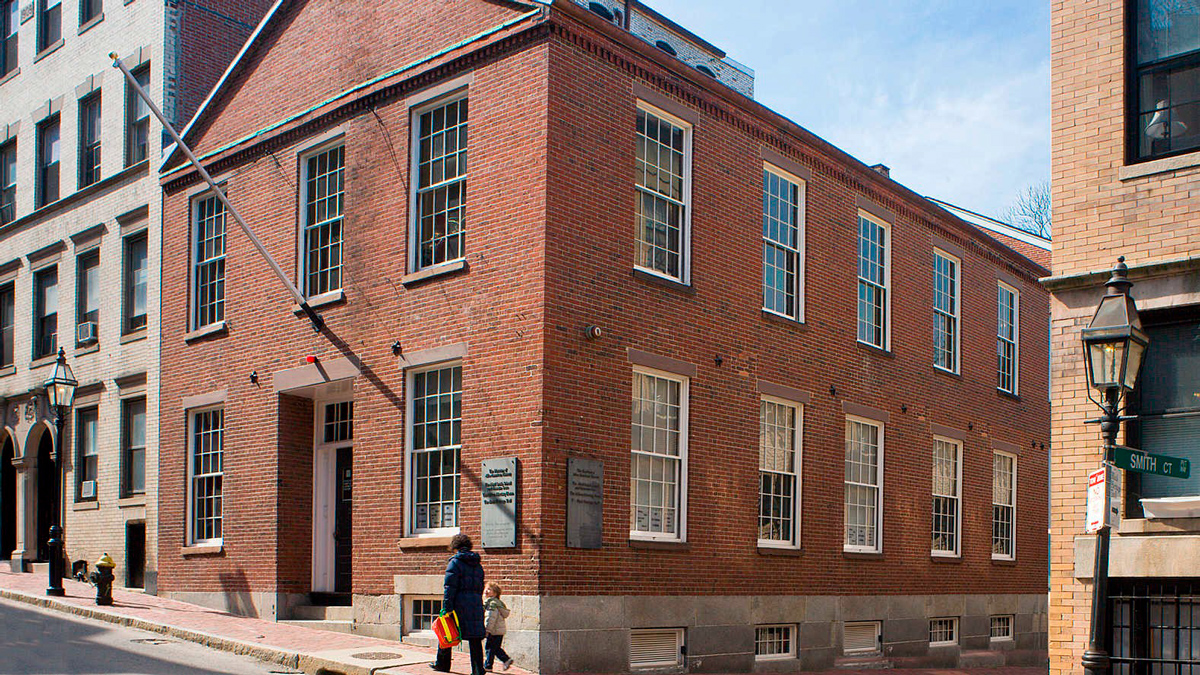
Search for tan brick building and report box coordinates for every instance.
[0,0,269,589]
[155,1,1051,671]
[1050,0,1200,672]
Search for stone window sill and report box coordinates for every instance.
[398,535,454,550]
[34,39,65,63]
[991,557,1017,566]
[120,329,147,344]
[181,544,223,557]
[843,550,884,560]
[931,554,962,563]
[0,68,19,87]
[78,12,103,35]
[118,495,146,509]
[74,342,100,356]
[30,354,57,369]
[0,365,14,378]
[293,289,344,315]
[632,267,694,295]
[402,259,467,287]
[761,309,806,330]
[757,545,802,557]
[185,321,228,343]
[72,500,100,511]
[997,389,1021,403]
[628,538,689,551]
[856,341,894,359]
[1119,150,1200,181]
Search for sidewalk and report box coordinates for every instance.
[0,568,498,675]
[0,569,1045,675]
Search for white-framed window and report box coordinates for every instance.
[629,628,684,670]
[856,212,890,349]
[989,615,1014,641]
[929,617,958,647]
[844,417,883,552]
[405,596,442,635]
[933,249,960,373]
[407,363,462,535]
[754,624,797,660]
[992,451,1016,560]
[635,103,692,283]
[630,367,688,541]
[931,437,962,557]
[300,142,345,297]
[188,407,224,545]
[762,164,805,321]
[759,397,802,548]
[997,281,1019,394]
[843,621,881,655]
[412,93,468,271]
[192,193,227,329]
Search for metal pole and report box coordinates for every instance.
[45,411,64,597]
[108,53,323,331]
[1082,388,1120,675]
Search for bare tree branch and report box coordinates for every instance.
[1001,181,1051,239]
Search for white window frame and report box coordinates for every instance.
[298,136,346,299]
[190,190,227,330]
[856,211,891,351]
[408,88,469,273]
[761,163,806,322]
[634,101,693,285]
[989,615,1014,642]
[931,436,962,558]
[929,617,959,647]
[404,595,443,637]
[997,281,1020,395]
[404,361,463,537]
[758,396,802,549]
[186,406,224,547]
[843,415,884,553]
[754,624,798,661]
[992,450,1017,561]
[932,248,961,374]
[629,366,689,543]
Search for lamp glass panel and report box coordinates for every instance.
[54,380,75,409]
[1088,339,1127,389]
[1124,340,1147,391]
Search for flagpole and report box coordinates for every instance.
[109,52,324,331]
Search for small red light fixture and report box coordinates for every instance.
[305,356,318,364]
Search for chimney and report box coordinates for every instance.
[869,163,890,178]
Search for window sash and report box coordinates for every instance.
[0,141,14,225]
[123,397,146,496]
[762,167,803,319]
[33,267,57,358]
[989,615,1013,640]
[38,0,61,50]
[76,250,100,330]
[409,364,462,534]
[992,452,1016,559]
[38,117,60,207]
[189,408,224,544]
[80,0,101,24]
[0,282,12,367]
[754,625,796,659]
[79,93,102,188]
[413,96,468,270]
[630,368,687,539]
[759,398,800,546]
[1,1,17,77]
[124,233,148,332]
[75,407,98,500]
[933,251,959,372]
[193,195,227,328]
[844,419,882,551]
[857,215,888,348]
[997,283,1019,393]
[635,106,690,282]
[931,438,961,555]
[929,617,958,646]
[126,66,150,166]
[302,144,345,296]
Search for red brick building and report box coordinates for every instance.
[157,0,1050,670]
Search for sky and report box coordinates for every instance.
[643,0,1051,222]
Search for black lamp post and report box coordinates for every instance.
[43,347,76,597]
[1079,257,1149,675]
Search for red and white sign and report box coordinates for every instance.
[1086,465,1122,533]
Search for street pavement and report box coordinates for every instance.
[0,597,301,674]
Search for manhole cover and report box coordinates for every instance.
[350,652,407,661]
[131,638,173,645]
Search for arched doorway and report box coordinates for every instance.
[0,434,15,561]
[35,431,55,563]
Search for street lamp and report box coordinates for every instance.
[1079,257,1148,675]
[43,347,76,597]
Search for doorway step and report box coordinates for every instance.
[279,594,354,635]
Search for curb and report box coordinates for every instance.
[0,587,304,672]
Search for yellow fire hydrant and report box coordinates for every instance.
[89,553,116,606]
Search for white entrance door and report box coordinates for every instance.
[312,400,352,593]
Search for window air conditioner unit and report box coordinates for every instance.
[80,480,95,499]
[77,321,98,344]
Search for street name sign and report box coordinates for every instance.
[1086,465,1121,534]
[1111,446,1190,479]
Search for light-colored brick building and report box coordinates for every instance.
[0,0,269,590]
[1049,0,1200,672]
[155,0,1050,670]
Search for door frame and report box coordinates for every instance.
[311,397,352,593]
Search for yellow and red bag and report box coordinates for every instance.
[434,610,461,649]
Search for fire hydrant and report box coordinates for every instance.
[88,553,115,606]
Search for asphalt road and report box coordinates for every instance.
[0,598,301,675]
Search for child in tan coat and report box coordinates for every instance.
[483,581,513,671]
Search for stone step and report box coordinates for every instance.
[290,604,354,621]
[277,619,356,635]
[29,563,49,575]
[959,649,1007,668]
[833,655,891,670]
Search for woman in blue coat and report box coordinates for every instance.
[432,534,486,675]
